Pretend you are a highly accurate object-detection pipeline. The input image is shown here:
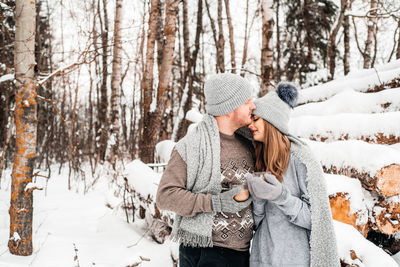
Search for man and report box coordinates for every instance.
[156,73,256,267]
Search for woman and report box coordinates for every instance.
[245,83,340,267]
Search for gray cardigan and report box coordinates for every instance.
[250,136,340,267]
[250,154,311,266]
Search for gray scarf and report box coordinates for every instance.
[288,135,340,267]
[172,114,222,247]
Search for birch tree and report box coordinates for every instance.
[97,0,110,161]
[363,0,377,69]
[260,0,274,95]
[109,0,123,168]
[8,0,36,256]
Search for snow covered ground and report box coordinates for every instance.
[0,166,178,267]
[1,160,399,266]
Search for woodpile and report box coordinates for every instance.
[329,192,369,237]
[294,75,400,261]
[323,164,400,197]
[306,140,400,197]
[297,61,400,105]
[290,112,400,145]
[372,200,400,235]
[293,88,400,117]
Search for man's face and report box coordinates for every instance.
[231,98,256,127]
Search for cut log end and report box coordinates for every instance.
[373,201,400,235]
[376,164,400,197]
[324,164,400,198]
[329,193,369,237]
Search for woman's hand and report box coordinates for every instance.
[245,173,283,201]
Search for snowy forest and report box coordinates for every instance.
[1,0,400,266]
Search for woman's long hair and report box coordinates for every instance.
[254,120,291,182]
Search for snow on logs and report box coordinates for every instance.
[325,171,400,236]
[372,197,400,235]
[290,112,400,144]
[293,88,400,117]
[297,60,400,105]
[123,160,174,243]
[334,220,398,266]
[325,174,371,237]
[306,140,400,197]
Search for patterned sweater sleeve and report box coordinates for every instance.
[272,158,312,230]
[156,149,213,217]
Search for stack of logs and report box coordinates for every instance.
[291,77,400,262]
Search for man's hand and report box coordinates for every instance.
[246,172,283,201]
[212,186,252,213]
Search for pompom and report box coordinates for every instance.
[277,82,298,108]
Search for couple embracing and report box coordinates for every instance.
[156,73,340,267]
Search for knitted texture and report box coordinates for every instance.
[204,73,253,116]
[172,114,222,247]
[288,135,340,267]
[253,83,298,135]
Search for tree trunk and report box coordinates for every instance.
[109,0,123,168]
[397,20,400,59]
[140,0,179,163]
[217,0,225,73]
[0,115,13,189]
[224,0,236,73]
[135,0,147,158]
[156,0,165,71]
[303,0,313,64]
[328,0,347,80]
[275,0,281,82]
[175,0,203,140]
[363,0,377,69]
[98,0,110,162]
[343,12,350,75]
[240,0,250,77]
[260,0,274,96]
[175,0,191,140]
[8,0,36,256]
[204,0,219,73]
[139,0,159,162]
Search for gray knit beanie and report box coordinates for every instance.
[204,73,253,116]
[253,82,298,135]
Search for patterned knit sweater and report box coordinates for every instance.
[156,132,254,251]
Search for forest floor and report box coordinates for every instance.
[0,166,176,267]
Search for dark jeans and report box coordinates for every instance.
[179,244,249,267]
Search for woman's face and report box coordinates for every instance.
[248,115,265,142]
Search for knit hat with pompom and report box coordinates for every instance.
[253,82,298,135]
